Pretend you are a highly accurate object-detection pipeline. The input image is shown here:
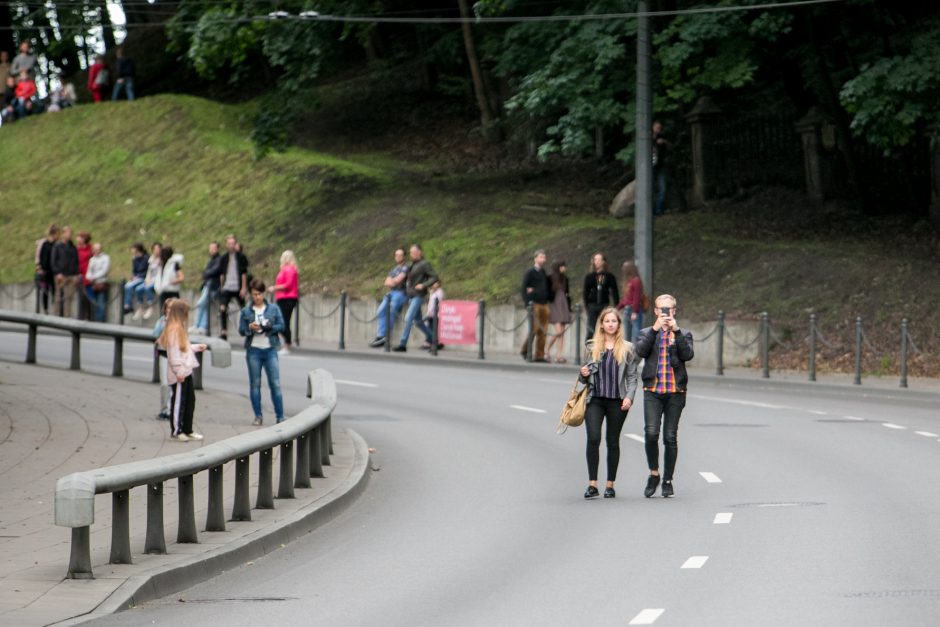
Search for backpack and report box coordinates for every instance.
[95,68,109,86]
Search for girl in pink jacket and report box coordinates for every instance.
[158,300,207,441]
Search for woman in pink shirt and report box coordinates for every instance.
[158,300,207,441]
[268,250,299,355]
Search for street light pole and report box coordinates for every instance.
[634,0,653,314]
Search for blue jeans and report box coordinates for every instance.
[134,281,155,306]
[112,78,135,101]
[194,286,217,331]
[246,346,284,421]
[376,290,408,338]
[123,277,145,310]
[624,307,643,341]
[86,285,107,322]
[653,167,667,216]
[399,296,432,346]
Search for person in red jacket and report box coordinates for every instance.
[616,260,645,341]
[87,55,109,103]
[13,70,36,119]
[76,232,94,320]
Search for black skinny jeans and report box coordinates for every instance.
[585,397,628,482]
[277,298,297,345]
[643,391,686,481]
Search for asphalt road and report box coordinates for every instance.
[3,331,940,626]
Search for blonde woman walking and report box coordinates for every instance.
[158,299,207,441]
[268,250,299,355]
[578,306,639,499]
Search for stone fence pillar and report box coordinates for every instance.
[684,96,723,206]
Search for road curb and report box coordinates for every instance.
[53,428,372,626]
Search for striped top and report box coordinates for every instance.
[595,349,620,399]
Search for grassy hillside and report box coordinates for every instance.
[1,94,938,376]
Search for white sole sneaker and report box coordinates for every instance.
[173,433,190,441]
[188,432,204,440]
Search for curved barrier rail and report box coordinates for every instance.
[0,308,230,390]
[54,368,336,579]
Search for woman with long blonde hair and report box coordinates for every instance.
[158,299,207,441]
[268,250,299,355]
[578,306,639,499]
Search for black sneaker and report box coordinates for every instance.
[661,481,674,498]
[369,336,386,348]
[644,475,661,498]
[393,345,407,352]
[604,487,616,499]
[584,485,600,499]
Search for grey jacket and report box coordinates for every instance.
[579,341,639,405]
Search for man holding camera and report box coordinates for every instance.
[633,294,694,498]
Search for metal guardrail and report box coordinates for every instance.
[0,309,230,390]
[54,368,336,579]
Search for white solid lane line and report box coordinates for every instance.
[624,434,645,443]
[882,423,907,430]
[713,512,733,525]
[509,405,547,414]
[681,556,709,569]
[334,380,379,388]
[915,431,939,437]
[699,472,722,484]
[629,609,665,625]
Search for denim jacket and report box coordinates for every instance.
[239,302,284,350]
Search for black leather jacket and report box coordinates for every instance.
[633,326,694,391]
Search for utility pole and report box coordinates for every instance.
[634,0,653,314]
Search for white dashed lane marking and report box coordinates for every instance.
[915,431,938,438]
[681,556,709,569]
[843,416,866,421]
[334,380,379,388]
[629,609,665,625]
[808,410,828,415]
[882,423,907,430]
[624,434,645,443]
[713,513,733,525]
[509,405,547,414]
[699,472,722,484]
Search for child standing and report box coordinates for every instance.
[158,300,207,441]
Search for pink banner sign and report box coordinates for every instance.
[437,300,478,345]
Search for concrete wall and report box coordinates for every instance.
[0,283,759,366]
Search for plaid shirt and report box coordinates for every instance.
[647,330,677,394]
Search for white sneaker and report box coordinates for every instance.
[188,432,204,441]
[143,306,154,320]
[278,347,290,356]
[173,433,190,442]
[132,309,143,321]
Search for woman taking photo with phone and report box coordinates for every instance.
[578,306,639,499]
[239,279,285,426]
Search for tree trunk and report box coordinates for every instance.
[97,0,117,51]
[0,4,14,57]
[457,0,500,141]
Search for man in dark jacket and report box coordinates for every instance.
[632,294,694,499]
[393,244,438,352]
[37,224,59,314]
[217,235,249,339]
[112,45,135,101]
[50,226,80,317]
[520,249,551,362]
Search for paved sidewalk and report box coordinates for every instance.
[0,362,368,626]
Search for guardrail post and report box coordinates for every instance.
[193,351,204,390]
[112,337,124,377]
[338,291,347,350]
[119,280,127,325]
[109,490,132,564]
[477,300,485,360]
[760,312,770,379]
[574,303,582,364]
[151,347,160,383]
[26,323,37,364]
[294,434,311,489]
[854,316,863,385]
[808,313,817,382]
[383,295,392,353]
[899,318,909,389]
[278,441,295,499]
[256,449,275,509]
[326,415,334,456]
[145,482,166,554]
[309,426,324,478]
[67,527,93,579]
[525,303,534,362]
[716,311,724,376]
[70,331,81,370]
[232,456,251,521]
[35,286,41,314]
[430,298,439,357]
[206,465,226,531]
[177,475,198,543]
